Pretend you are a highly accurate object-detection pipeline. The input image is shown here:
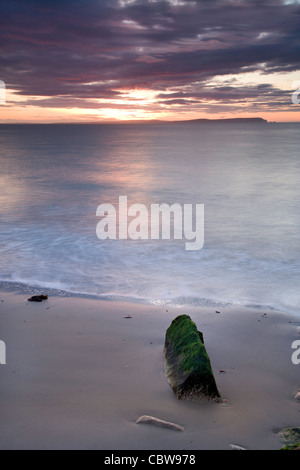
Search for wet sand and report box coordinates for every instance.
[0,287,299,450]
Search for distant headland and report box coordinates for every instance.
[0,117,269,125]
[103,117,269,125]
[173,117,268,124]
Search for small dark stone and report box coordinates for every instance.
[27,295,48,302]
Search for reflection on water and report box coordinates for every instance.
[0,123,300,314]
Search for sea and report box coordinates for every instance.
[0,122,299,315]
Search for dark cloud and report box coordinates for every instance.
[0,0,299,112]
[156,83,292,101]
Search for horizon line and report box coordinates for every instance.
[1,117,300,125]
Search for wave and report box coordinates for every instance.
[0,278,293,316]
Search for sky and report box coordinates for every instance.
[0,0,300,123]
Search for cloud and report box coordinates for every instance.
[0,0,299,115]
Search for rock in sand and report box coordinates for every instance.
[136,415,184,432]
[278,427,300,449]
[164,314,221,401]
[27,295,48,302]
[294,390,300,401]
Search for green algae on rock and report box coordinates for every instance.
[164,314,221,401]
[278,427,300,448]
[280,444,300,450]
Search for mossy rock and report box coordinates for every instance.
[164,315,221,401]
[278,427,300,447]
[280,443,300,451]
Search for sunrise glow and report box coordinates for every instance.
[0,0,299,123]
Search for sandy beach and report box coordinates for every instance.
[0,286,299,450]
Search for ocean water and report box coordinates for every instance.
[0,122,299,315]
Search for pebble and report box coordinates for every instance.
[27,295,48,302]
[230,444,246,450]
[136,415,184,432]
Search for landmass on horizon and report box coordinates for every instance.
[111,117,270,125]
[0,117,271,125]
